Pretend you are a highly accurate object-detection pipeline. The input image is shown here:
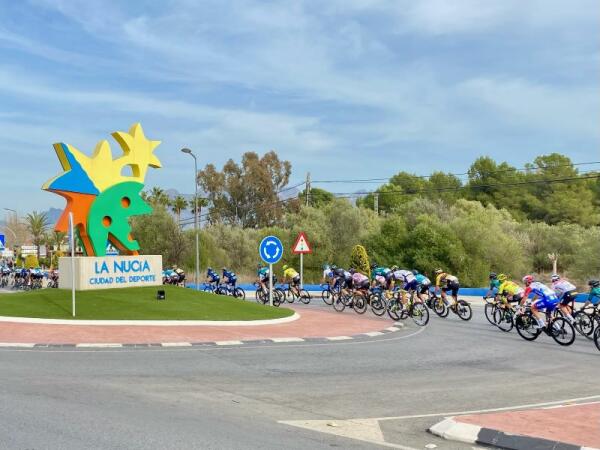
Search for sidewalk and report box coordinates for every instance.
[430,401,600,450]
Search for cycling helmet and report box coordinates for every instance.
[550,274,560,282]
[390,265,399,271]
[588,280,600,288]
[434,268,443,275]
[497,273,507,282]
[489,272,497,280]
[331,264,337,270]
[349,268,356,274]
[282,264,288,270]
[412,269,419,275]
[522,275,534,285]
[207,267,213,273]
[322,263,330,270]
[370,263,377,269]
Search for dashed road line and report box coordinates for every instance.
[215,340,244,346]
[270,337,305,343]
[326,336,353,341]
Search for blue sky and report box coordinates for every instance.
[0,0,598,213]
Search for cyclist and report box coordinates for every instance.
[282,264,301,296]
[581,280,600,310]
[206,267,220,288]
[257,264,270,293]
[550,274,577,323]
[322,264,334,285]
[371,263,391,289]
[349,268,370,291]
[172,265,186,285]
[392,267,419,305]
[496,274,524,308]
[413,270,432,302]
[332,265,353,296]
[222,267,237,289]
[521,275,560,330]
[485,272,500,299]
[434,269,460,309]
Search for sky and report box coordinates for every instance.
[0,0,598,213]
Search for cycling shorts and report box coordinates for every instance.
[442,281,460,296]
[532,296,559,312]
[419,283,431,295]
[375,275,386,286]
[355,279,370,290]
[404,279,418,292]
[291,275,300,286]
[508,293,523,303]
[559,290,577,306]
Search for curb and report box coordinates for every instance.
[0,312,300,327]
[0,323,405,350]
[429,417,599,450]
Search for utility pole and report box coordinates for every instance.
[305,172,311,207]
[374,193,379,215]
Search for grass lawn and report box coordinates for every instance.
[0,286,293,321]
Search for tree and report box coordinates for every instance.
[299,187,334,208]
[170,195,188,223]
[25,211,49,259]
[146,187,170,207]
[197,151,292,227]
[350,245,370,277]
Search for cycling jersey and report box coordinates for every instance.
[524,282,557,300]
[587,287,600,304]
[435,273,458,287]
[498,281,524,297]
[489,279,500,291]
[323,269,333,279]
[393,269,415,284]
[371,267,390,280]
[283,268,299,279]
[415,274,431,285]
[551,279,576,297]
[352,272,369,286]
[207,271,220,283]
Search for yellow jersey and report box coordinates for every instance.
[284,268,299,279]
[435,273,458,287]
[498,280,523,296]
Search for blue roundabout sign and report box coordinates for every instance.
[259,236,283,265]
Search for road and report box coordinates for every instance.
[0,301,598,449]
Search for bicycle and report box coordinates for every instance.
[278,283,310,304]
[429,292,472,320]
[514,304,575,346]
[367,286,388,316]
[483,296,499,325]
[492,300,517,332]
[320,283,335,305]
[215,283,246,300]
[594,326,600,352]
[388,290,429,326]
[332,289,367,314]
[254,282,282,307]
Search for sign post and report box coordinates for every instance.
[292,232,312,289]
[0,234,5,250]
[68,212,76,317]
[259,236,283,307]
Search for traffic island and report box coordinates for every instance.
[429,401,600,450]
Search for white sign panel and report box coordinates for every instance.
[59,255,163,291]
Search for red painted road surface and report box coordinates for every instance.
[456,402,600,449]
[0,307,394,344]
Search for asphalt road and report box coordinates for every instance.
[0,301,598,450]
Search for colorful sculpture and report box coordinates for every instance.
[43,123,161,256]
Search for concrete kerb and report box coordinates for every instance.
[0,322,405,349]
[429,416,600,450]
[0,312,301,326]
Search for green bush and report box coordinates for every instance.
[24,255,39,268]
[350,245,370,277]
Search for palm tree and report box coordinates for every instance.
[190,198,209,224]
[25,211,50,259]
[148,186,170,206]
[170,196,188,223]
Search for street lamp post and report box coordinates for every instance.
[181,148,200,291]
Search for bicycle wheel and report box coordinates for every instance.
[353,294,368,314]
[255,289,265,304]
[493,308,514,332]
[333,294,346,312]
[515,313,541,341]
[321,289,333,305]
[455,300,472,321]
[387,298,401,321]
[234,288,246,300]
[411,303,429,326]
[433,299,449,318]
[370,293,387,316]
[549,317,575,346]
[594,327,600,352]
[299,290,311,304]
[572,310,594,338]
[484,302,497,325]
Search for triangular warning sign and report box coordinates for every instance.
[292,232,312,254]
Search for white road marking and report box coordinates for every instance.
[280,418,419,450]
[76,343,123,348]
[270,337,305,343]
[215,340,243,346]
[385,326,400,332]
[0,343,35,347]
[326,336,353,341]
[161,342,193,347]
[364,331,384,337]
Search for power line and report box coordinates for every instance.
[331,173,600,198]
[311,160,600,184]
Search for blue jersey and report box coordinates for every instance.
[258,267,269,277]
[207,271,220,282]
[415,274,430,285]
